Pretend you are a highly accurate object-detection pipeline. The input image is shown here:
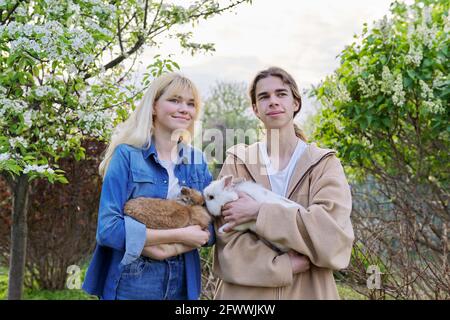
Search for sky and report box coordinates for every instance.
[136,0,400,124]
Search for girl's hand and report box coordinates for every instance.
[287,251,311,274]
[178,225,210,247]
[221,192,261,232]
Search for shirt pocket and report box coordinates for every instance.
[121,256,147,278]
[187,172,205,192]
[129,169,158,198]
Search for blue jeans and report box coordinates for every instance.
[116,255,187,300]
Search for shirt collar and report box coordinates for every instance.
[142,137,190,165]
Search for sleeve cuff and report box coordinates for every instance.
[255,203,270,238]
[120,216,147,266]
[275,253,294,286]
[203,222,216,247]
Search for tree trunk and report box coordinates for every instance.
[7,174,29,300]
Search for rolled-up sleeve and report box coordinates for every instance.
[254,155,354,270]
[213,156,293,287]
[121,216,147,265]
[95,145,147,265]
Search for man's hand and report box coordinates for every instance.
[287,250,311,274]
[221,192,261,232]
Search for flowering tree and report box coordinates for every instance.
[0,0,251,299]
[201,81,261,177]
[311,0,449,298]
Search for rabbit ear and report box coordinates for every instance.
[223,175,233,188]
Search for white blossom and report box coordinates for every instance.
[422,6,432,24]
[358,74,379,98]
[373,15,393,38]
[419,80,433,100]
[10,136,28,148]
[0,98,28,113]
[432,71,447,89]
[5,21,22,37]
[33,86,61,99]
[416,22,438,49]
[15,5,27,16]
[405,44,423,67]
[422,100,444,114]
[70,29,94,50]
[419,80,444,114]
[10,37,42,53]
[23,110,33,127]
[68,2,81,16]
[444,12,450,34]
[45,0,65,16]
[85,18,113,38]
[381,66,395,94]
[392,74,405,107]
[351,62,364,75]
[23,163,54,175]
[0,153,10,162]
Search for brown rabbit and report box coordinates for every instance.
[124,187,211,229]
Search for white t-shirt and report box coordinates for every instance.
[159,159,182,200]
[258,140,307,197]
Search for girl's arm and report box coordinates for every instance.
[140,153,214,260]
[139,227,209,260]
[96,145,133,251]
[139,225,210,260]
[144,225,210,247]
[142,244,196,260]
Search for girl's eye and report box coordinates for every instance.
[278,93,287,97]
[169,98,179,103]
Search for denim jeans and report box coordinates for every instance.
[116,255,187,300]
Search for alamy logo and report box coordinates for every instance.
[66,265,81,290]
[366,265,382,290]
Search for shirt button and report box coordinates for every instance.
[164,180,167,184]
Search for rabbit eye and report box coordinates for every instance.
[208,195,214,200]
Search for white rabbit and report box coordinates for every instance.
[203,175,300,252]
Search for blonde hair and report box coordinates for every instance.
[99,72,201,178]
[249,67,307,141]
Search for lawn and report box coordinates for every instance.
[0,265,97,300]
[0,265,366,300]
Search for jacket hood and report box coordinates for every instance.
[225,141,336,198]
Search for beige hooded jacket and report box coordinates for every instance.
[213,141,354,299]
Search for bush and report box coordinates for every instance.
[311,0,449,299]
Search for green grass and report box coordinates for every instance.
[0,265,97,300]
[337,283,367,300]
[1,264,365,300]
[0,266,7,299]
[20,289,97,300]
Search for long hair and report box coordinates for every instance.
[99,72,201,178]
[249,66,307,141]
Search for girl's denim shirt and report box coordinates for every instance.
[82,141,214,300]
